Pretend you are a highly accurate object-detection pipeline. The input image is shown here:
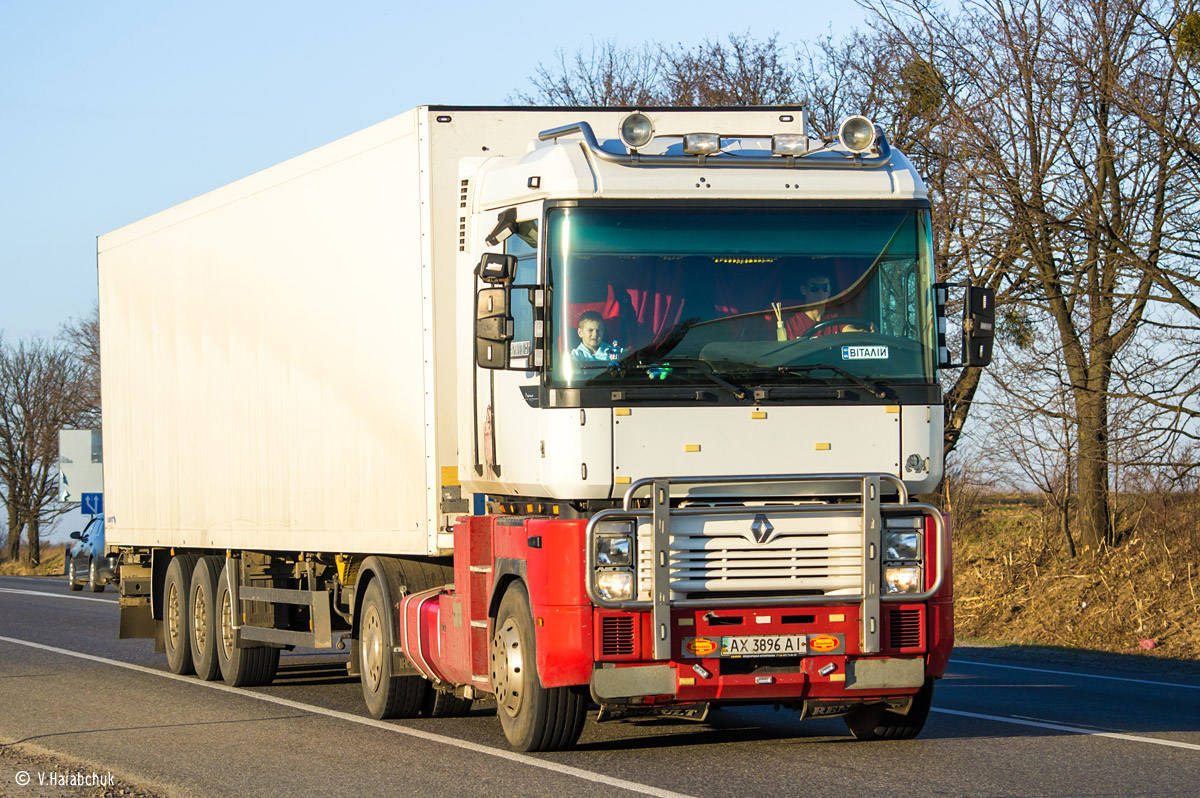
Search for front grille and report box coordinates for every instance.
[637,516,863,598]
[600,615,635,656]
[888,608,923,649]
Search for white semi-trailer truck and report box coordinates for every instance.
[99,106,993,751]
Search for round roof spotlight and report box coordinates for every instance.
[839,115,878,153]
[619,112,654,150]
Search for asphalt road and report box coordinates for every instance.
[1,573,1198,797]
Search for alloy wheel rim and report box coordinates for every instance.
[490,616,525,718]
[166,582,180,649]
[193,586,207,649]
[361,602,383,691]
[220,590,235,659]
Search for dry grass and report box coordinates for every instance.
[0,544,69,577]
[952,493,1200,660]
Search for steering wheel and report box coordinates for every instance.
[800,317,874,338]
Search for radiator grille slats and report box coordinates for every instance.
[888,608,923,649]
[639,526,864,597]
[601,615,635,656]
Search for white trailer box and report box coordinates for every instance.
[98,107,590,556]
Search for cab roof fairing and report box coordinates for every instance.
[474,136,929,211]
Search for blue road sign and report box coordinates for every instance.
[81,493,103,515]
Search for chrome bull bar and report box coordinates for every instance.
[584,473,946,660]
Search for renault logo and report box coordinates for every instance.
[750,513,775,545]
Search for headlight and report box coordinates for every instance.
[597,535,633,566]
[595,520,635,567]
[884,531,922,562]
[597,570,634,601]
[883,565,922,594]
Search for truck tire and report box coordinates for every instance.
[844,678,934,741]
[163,553,200,675]
[359,577,427,719]
[88,558,105,593]
[67,559,83,592]
[189,555,224,681]
[491,582,586,751]
[422,689,473,718]
[215,560,279,687]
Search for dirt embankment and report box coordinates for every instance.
[952,496,1200,660]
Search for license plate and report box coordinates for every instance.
[720,634,807,658]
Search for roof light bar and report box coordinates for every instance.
[772,134,808,155]
[618,112,654,150]
[683,133,721,155]
[839,116,878,154]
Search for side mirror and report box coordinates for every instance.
[485,208,519,247]
[70,531,82,540]
[935,281,995,369]
[476,286,513,369]
[477,252,516,285]
[964,285,995,367]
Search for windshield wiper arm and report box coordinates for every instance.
[632,358,749,401]
[777,365,891,400]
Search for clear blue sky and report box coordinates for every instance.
[0,1,863,342]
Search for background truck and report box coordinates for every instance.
[98,106,993,751]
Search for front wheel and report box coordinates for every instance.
[491,582,586,751]
[844,678,934,741]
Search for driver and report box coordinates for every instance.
[784,271,866,338]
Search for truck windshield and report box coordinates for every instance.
[545,205,936,389]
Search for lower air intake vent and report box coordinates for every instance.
[888,608,923,649]
[601,615,635,656]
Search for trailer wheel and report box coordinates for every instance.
[359,577,427,719]
[844,678,934,741]
[163,554,200,675]
[491,582,586,751]
[422,689,473,718]
[88,558,105,593]
[215,560,279,687]
[189,556,224,681]
[67,559,83,592]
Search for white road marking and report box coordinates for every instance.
[0,635,696,798]
[952,658,1200,691]
[0,587,116,604]
[1009,715,1133,733]
[932,708,1200,751]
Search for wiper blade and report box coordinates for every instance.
[777,364,891,400]
[632,358,749,400]
[617,318,701,367]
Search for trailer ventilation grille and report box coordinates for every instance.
[888,608,923,649]
[600,615,635,656]
[459,179,470,251]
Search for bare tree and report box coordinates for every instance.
[514,39,666,106]
[862,0,1200,549]
[0,336,89,565]
[516,33,800,107]
[61,303,101,428]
